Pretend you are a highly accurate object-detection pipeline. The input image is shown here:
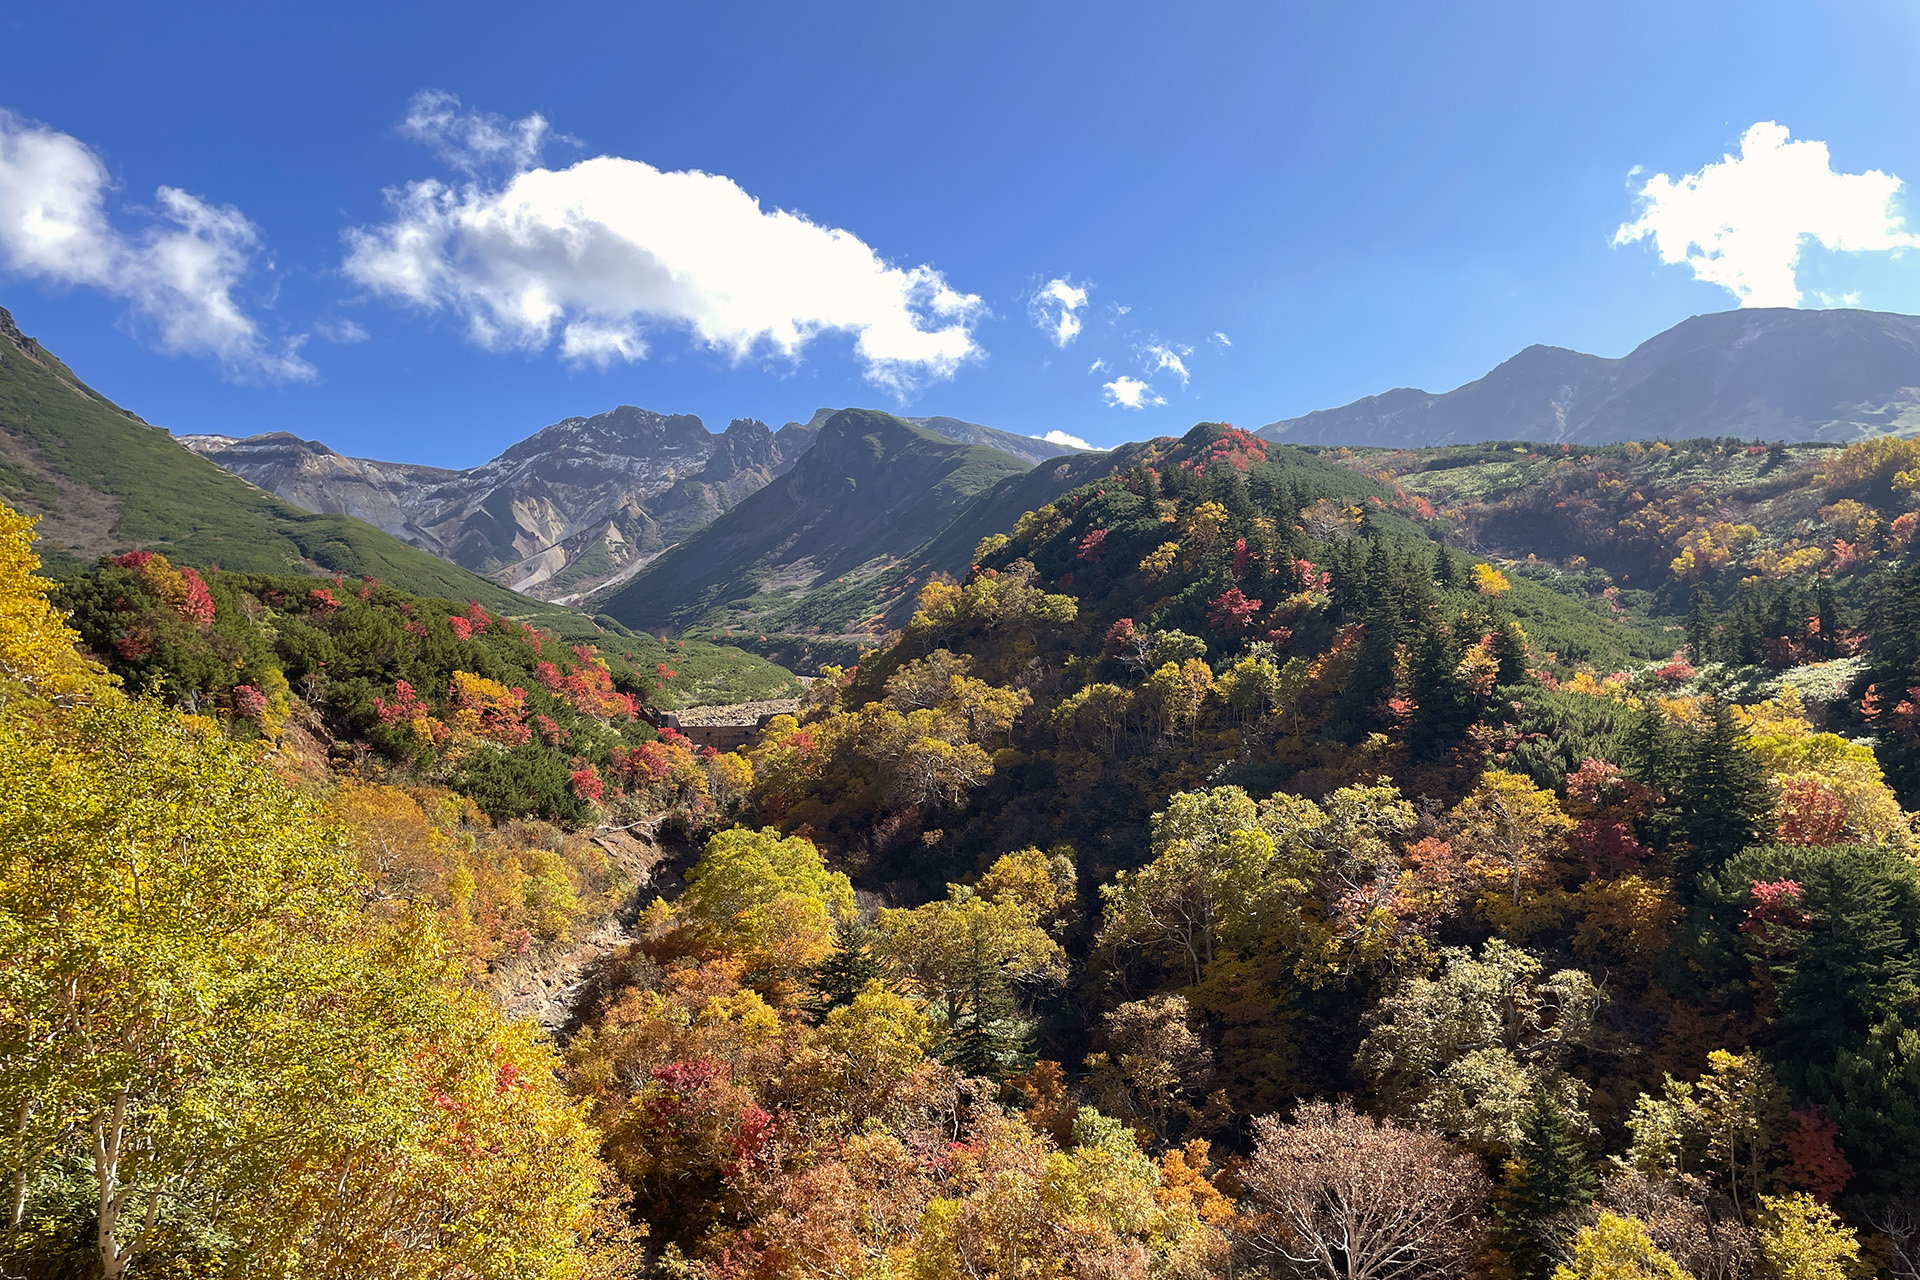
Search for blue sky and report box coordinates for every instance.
[4,0,1920,465]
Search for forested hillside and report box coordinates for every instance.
[7,421,1920,1279]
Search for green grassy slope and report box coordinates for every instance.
[597,409,1032,635]
[0,306,557,606]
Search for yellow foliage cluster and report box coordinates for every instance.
[327,779,622,966]
[1471,563,1511,596]
[1819,433,1920,492]
[1739,688,1915,850]
[0,504,112,707]
[1669,521,1761,578]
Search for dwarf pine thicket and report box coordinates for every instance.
[7,422,1920,1278]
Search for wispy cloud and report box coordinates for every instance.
[345,94,985,395]
[1103,375,1163,409]
[1029,276,1089,347]
[316,316,370,344]
[1210,331,1231,347]
[1615,121,1917,308]
[1144,341,1190,383]
[0,108,313,381]
[399,89,574,176]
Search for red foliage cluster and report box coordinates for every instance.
[570,765,606,804]
[1776,778,1848,847]
[1206,588,1262,632]
[1076,529,1109,562]
[1742,878,1809,935]
[308,587,338,616]
[1231,538,1252,579]
[375,678,426,726]
[178,567,215,628]
[1181,426,1268,475]
[1783,1107,1853,1200]
[231,684,267,721]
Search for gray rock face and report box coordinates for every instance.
[1258,308,1920,448]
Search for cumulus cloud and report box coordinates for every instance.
[1039,428,1093,449]
[1615,121,1918,308]
[1103,375,1163,409]
[345,97,984,394]
[1029,276,1089,346]
[0,109,313,381]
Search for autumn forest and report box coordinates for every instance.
[9,422,1920,1280]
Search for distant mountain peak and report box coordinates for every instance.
[1260,307,1920,448]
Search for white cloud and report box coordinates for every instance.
[400,90,571,176]
[1211,330,1231,347]
[1103,375,1163,409]
[316,316,370,344]
[1088,357,1107,373]
[345,98,984,394]
[1614,121,1918,308]
[1028,276,1089,346]
[0,109,313,381]
[1039,428,1093,449]
[1144,341,1191,383]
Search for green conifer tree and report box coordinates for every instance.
[1814,577,1840,659]
[1663,701,1770,891]
[1686,588,1718,664]
[948,920,1032,1080]
[1497,1089,1600,1280]
[801,918,886,1021]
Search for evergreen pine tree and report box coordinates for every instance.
[1332,543,1404,738]
[1814,577,1840,659]
[801,918,886,1021]
[1405,612,1471,761]
[948,918,1031,1080]
[1866,557,1920,802]
[1489,618,1531,687]
[1497,1089,1600,1280]
[1664,701,1770,892]
[1432,547,1456,589]
[1686,588,1718,664]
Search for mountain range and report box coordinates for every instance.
[183,406,1087,604]
[17,296,1920,669]
[1258,307,1920,448]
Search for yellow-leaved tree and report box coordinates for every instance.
[0,502,112,707]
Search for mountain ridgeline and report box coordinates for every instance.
[1260,307,1920,448]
